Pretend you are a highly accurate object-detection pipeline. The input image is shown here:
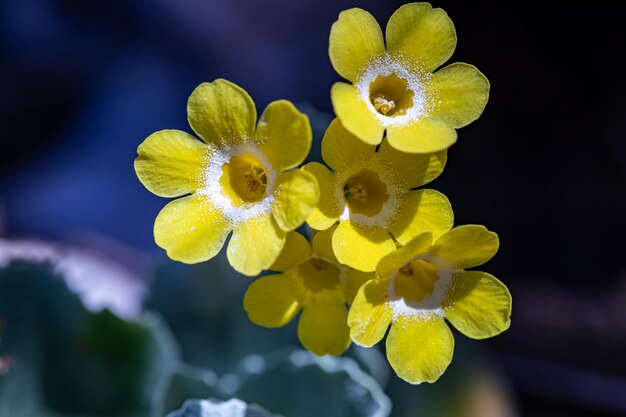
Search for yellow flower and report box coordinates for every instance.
[303,118,453,272]
[329,3,489,153]
[348,225,512,384]
[134,79,319,276]
[244,228,375,356]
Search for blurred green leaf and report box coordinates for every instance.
[153,363,220,417]
[231,349,390,417]
[0,262,179,417]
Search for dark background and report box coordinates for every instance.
[1,1,625,416]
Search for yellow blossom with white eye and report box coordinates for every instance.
[303,118,452,272]
[134,79,319,276]
[348,225,512,384]
[243,229,375,356]
[329,2,490,153]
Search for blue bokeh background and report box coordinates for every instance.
[1,1,625,416]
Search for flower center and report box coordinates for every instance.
[219,153,269,205]
[369,74,414,117]
[299,258,341,293]
[356,54,431,127]
[343,169,389,217]
[393,259,439,303]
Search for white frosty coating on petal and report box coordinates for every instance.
[196,139,277,226]
[333,154,408,229]
[387,253,457,321]
[355,53,432,127]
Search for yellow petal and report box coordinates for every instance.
[443,271,511,339]
[187,79,256,147]
[386,315,454,384]
[377,139,447,189]
[387,117,457,154]
[302,162,341,230]
[385,3,456,72]
[154,194,230,263]
[244,272,301,328]
[429,63,490,128]
[270,232,312,272]
[311,225,338,263]
[135,130,207,198]
[295,257,344,305]
[389,189,453,245]
[376,231,433,278]
[321,118,376,171]
[271,169,320,232]
[332,221,396,272]
[331,82,384,146]
[227,214,286,276]
[429,225,499,269]
[329,8,385,82]
[348,278,392,347]
[257,100,312,170]
[344,269,376,305]
[298,302,351,356]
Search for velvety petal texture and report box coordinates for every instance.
[378,140,447,189]
[387,118,457,154]
[321,118,376,171]
[302,162,341,230]
[270,232,312,272]
[298,302,351,356]
[187,79,256,147]
[389,189,453,245]
[154,195,231,264]
[135,130,207,198]
[332,222,396,272]
[386,316,454,384]
[348,278,392,347]
[344,269,375,305]
[376,231,433,278]
[385,3,456,72]
[227,214,286,276]
[271,169,320,231]
[429,63,490,128]
[429,225,499,269]
[331,83,385,145]
[329,8,385,82]
[311,226,339,263]
[244,272,301,327]
[444,271,512,339]
[258,100,312,170]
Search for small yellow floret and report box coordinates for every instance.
[329,4,490,153]
[244,229,375,356]
[134,79,318,276]
[348,226,511,385]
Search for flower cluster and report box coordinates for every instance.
[135,3,511,385]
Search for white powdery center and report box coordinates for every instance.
[387,253,457,322]
[355,53,432,127]
[334,155,407,229]
[196,141,277,226]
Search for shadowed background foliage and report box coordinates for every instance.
[1,1,625,416]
